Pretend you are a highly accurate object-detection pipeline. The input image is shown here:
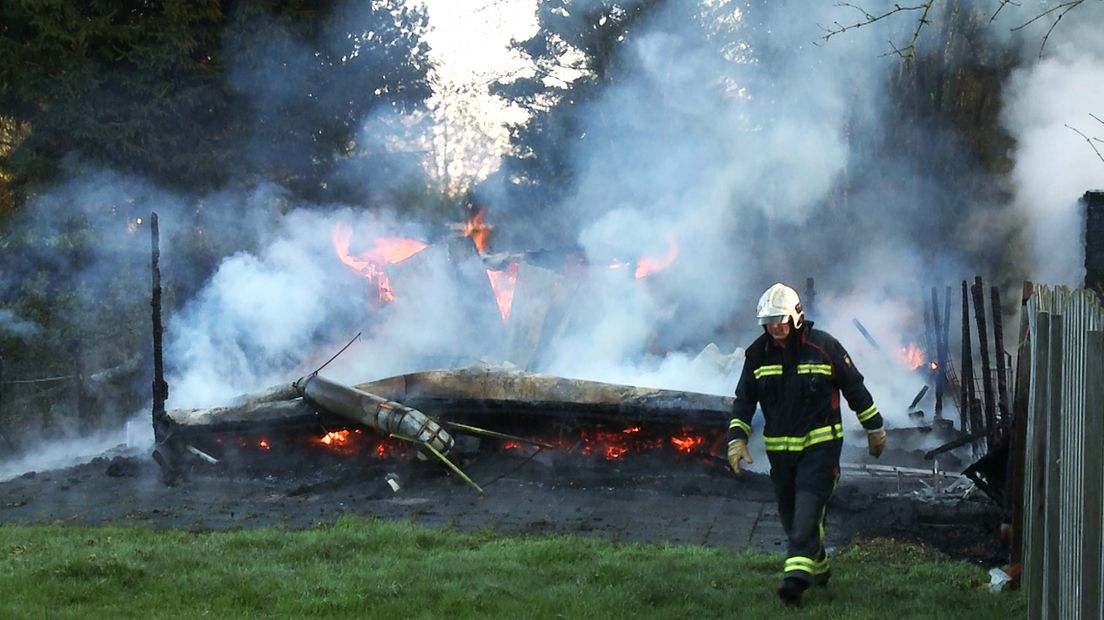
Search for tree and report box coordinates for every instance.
[482,0,665,249]
[0,0,434,208]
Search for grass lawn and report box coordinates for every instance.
[0,517,1024,619]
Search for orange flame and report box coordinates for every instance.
[463,208,492,254]
[319,430,351,446]
[635,238,680,279]
[332,224,426,304]
[670,435,703,453]
[486,262,520,322]
[897,342,925,370]
[258,438,271,451]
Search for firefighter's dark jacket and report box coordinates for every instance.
[727,321,883,451]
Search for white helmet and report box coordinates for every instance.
[757,283,803,329]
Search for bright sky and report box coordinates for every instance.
[407,0,541,192]
[415,0,538,79]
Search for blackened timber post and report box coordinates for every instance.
[151,212,168,429]
[960,280,974,436]
[931,287,944,419]
[972,276,997,445]
[149,212,180,485]
[991,285,1010,435]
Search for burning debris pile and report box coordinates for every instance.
[156,364,732,489]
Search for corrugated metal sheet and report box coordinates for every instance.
[1023,286,1104,620]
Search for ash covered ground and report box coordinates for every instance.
[0,432,1008,568]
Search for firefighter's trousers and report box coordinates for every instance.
[767,440,842,584]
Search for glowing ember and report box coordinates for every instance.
[319,430,351,446]
[463,208,493,254]
[605,445,629,460]
[930,361,939,371]
[486,262,520,322]
[670,435,703,453]
[332,223,427,305]
[258,439,271,450]
[375,443,387,458]
[635,238,680,279]
[897,342,925,369]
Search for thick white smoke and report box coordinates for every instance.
[7,1,1103,483]
[1001,3,1104,286]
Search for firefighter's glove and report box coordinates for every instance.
[727,439,752,475]
[866,427,887,458]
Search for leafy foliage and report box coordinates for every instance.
[0,0,433,205]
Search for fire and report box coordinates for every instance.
[486,262,520,322]
[332,224,427,304]
[605,445,629,460]
[319,430,351,446]
[463,208,492,254]
[670,435,703,453]
[635,238,680,279]
[258,438,271,450]
[897,342,926,370]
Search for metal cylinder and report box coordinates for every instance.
[295,374,452,455]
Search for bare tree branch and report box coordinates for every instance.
[818,1,936,60]
[1066,123,1104,166]
[989,0,1020,24]
[1009,0,1085,57]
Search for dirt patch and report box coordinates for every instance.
[0,443,1008,567]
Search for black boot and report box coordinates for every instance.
[814,570,831,587]
[777,577,808,605]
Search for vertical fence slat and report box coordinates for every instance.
[1026,311,1049,620]
[1081,331,1104,620]
[1043,312,1063,620]
[1022,286,1104,619]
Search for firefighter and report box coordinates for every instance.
[727,283,886,604]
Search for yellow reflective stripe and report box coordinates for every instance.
[796,364,832,376]
[763,424,843,452]
[783,556,829,575]
[753,365,783,379]
[729,418,751,434]
[856,404,880,422]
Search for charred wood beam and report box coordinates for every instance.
[150,212,168,432]
[941,285,951,414]
[150,212,179,485]
[852,318,880,349]
[908,385,929,411]
[930,287,944,418]
[924,429,989,460]
[972,277,997,445]
[991,285,1010,434]
[1010,281,1034,566]
[960,280,974,436]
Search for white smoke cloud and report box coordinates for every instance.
[0,308,39,338]
[1002,3,1104,286]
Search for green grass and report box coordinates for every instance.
[0,517,1024,619]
